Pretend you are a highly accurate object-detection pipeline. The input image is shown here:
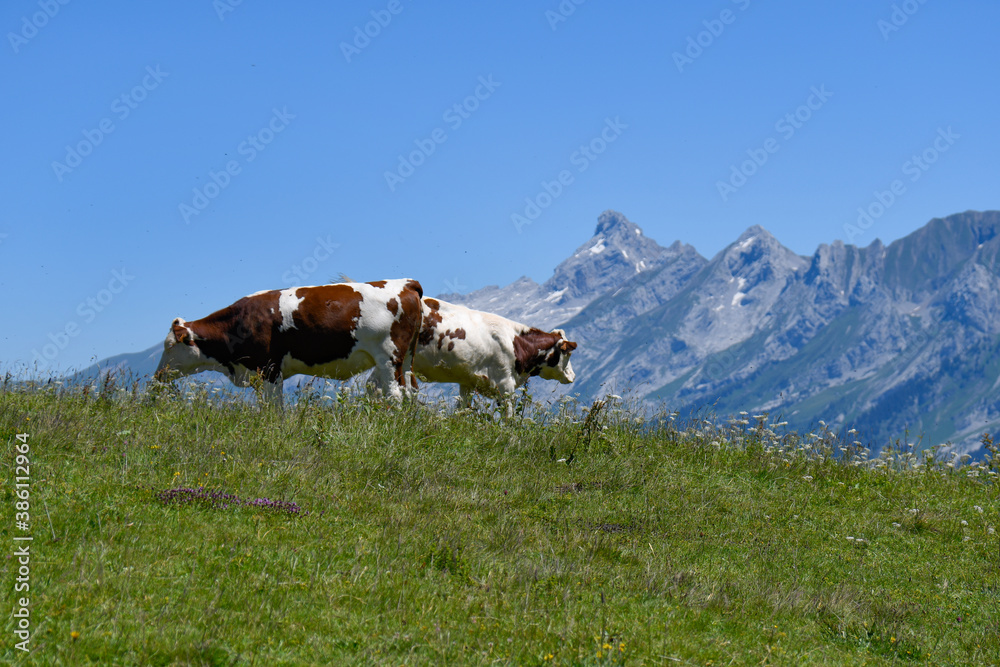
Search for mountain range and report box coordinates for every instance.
[68,209,1000,456]
[444,209,1000,457]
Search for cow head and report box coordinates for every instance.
[537,329,578,384]
[154,318,211,381]
[515,327,578,384]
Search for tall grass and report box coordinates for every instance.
[1,378,997,665]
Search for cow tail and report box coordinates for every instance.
[408,294,422,367]
[405,280,423,391]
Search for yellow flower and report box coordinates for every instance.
[71,631,80,640]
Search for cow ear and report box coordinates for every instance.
[559,340,578,353]
[172,319,194,346]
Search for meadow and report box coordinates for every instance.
[1,377,998,665]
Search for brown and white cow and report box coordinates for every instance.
[411,297,577,406]
[154,279,423,404]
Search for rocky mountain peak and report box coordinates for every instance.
[443,211,675,330]
[594,209,640,236]
[715,224,806,282]
[545,212,670,299]
[728,224,788,253]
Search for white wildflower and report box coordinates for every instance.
[974,506,983,513]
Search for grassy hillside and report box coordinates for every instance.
[2,379,998,665]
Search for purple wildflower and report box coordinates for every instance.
[154,486,307,516]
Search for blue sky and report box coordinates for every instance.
[2,0,998,373]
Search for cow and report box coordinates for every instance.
[411,297,578,409]
[154,279,423,405]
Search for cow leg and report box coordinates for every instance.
[457,385,475,409]
[496,379,519,419]
[367,357,404,400]
[403,371,424,403]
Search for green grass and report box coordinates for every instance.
[2,380,998,665]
